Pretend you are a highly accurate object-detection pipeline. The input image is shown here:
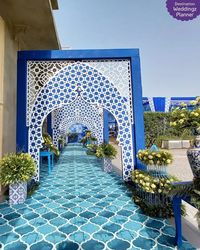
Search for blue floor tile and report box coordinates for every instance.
[82,239,105,250]
[21,232,43,245]
[30,240,53,250]
[133,236,156,249]
[57,240,79,250]
[0,145,196,249]
[108,238,130,250]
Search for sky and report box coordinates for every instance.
[53,0,200,97]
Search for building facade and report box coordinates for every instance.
[0,0,60,196]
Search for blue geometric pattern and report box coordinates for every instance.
[59,117,100,141]
[0,145,195,249]
[52,96,103,146]
[29,62,134,181]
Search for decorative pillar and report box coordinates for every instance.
[16,55,28,152]
[103,109,109,144]
[131,55,145,170]
[47,113,52,137]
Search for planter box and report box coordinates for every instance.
[162,140,190,149]
[103,158,112,172]
[9,182,27,205]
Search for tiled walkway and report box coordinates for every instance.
[0,144,196,250]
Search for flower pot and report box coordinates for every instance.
[103,158,112,172]
[187,130,200,178]
[9,182,27,205]
[147,165,167,177]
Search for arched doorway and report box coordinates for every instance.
[51,96,103,146]
[29,62,133,181]
[17,49,145,182]
[59,118,100,143]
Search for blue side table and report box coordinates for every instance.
[40,151,54,174]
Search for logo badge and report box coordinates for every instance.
[166,0,200,21]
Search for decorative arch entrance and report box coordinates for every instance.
[59,117,100,144]
[17,49,145,182]
[51,96,103,146]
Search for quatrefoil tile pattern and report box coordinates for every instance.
[0,145,195,250]
[28,62,134,181]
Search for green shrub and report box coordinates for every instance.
[0,153,36,185]
[96,143,117,159]
[42,133,60,157]
[144,112,192,147]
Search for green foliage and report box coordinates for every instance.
[144,112,193,147]
[95,143,117,159]
[170,97,200,130]
[0,153,36,185]
[42,133,60,157]
[132,190,174,218]
[58,136,65,146]
[131,170,178,194]
[68,133,78,141]
[81,133,97,146]
[131,169,188,219]
[27,181,40,197]
[86,144,98,156]
[137,149,173,166]
[91,137,97,141]
[81,137,87,145]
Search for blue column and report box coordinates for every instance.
[131,54,145,170]
[103,109,109,143]
[153,97,166,112]
[173,197,182,247]
[47,113,52,137]
[16,54,28,153]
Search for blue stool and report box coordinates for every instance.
[40,151,54,174]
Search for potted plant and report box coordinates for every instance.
[80,137,87,147]
[95,143,117,172]
[81,132,97,147]
[131,169,179,218]
[58,136,65,151]
[0,153,36,205]
[137,145,173,174]
[170,96,200,178]
[42,133,60,160]
[131,145,177,218]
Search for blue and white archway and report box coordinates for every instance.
[51,96,103,146]
[17,49,145,181]
[59,117,98,142]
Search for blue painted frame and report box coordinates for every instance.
[17,49,145,169]
[103,109,109,144]
[153,97,166,112]
[47,113,52,137]
[16,56,28,152]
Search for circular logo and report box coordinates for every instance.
[166,0,200,21]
